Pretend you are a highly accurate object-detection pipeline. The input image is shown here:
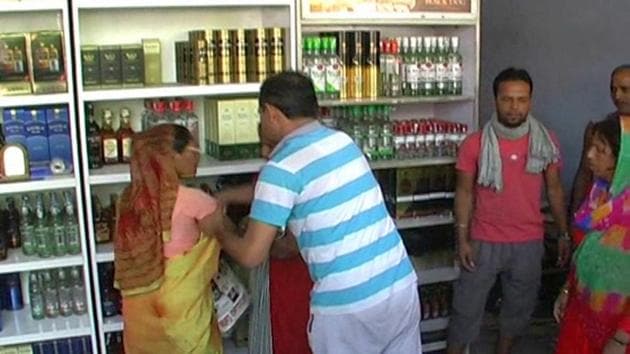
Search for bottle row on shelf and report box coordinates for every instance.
[302,31,463,100]
[104,332,124,354]
[97,263,120,319]
[320,104,468,161]
[0,31,67,96]
[0,267,87,324]
[0,192,80,261]
[0,336,92,354]
[1,106,73,178]
[419,282,452,321]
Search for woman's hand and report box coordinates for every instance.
[553,290,569,323]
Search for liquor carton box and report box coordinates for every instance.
[189,30,208,85]
[121,44,144,87]
[175,41,186,84]
[233,99,259,144]
[28,31,67,93]
[142,38,161,85]
[0,33,31,95]
[22,108,51,177]
[1,108,26,148]
[80,45,100,87]
[99,45,122,88]
[46,106,72,173]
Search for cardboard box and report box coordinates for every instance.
[46,106,72,173]
[121,44,144,87]
[0,33,31,95]
[1,108,26,147]
[29,31,67,93]
[80,45,100,87]
[22,108,51,177]
[99,45,122,88]
[142,38,161,85]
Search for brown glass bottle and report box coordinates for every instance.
[101,109,119,164]
[6,197,21,248]
[93,195,110,244]
[117,108,134,163]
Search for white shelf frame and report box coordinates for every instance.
[0,308,92,347]
[395,214,453,230]
[0,93,71,108]
[420,317,449,333]
[418,266,461,285]
[423,340,448,353]
[0,0,66,13]
[0,250,83,275]
[0,177,76,195]
[71,2,298,353]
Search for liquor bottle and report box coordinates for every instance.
[183,100,200,146]
[420,37,435,97]
[87,103,103,169]
[70,266,87,315]
[93,195,110,244]
[168,99,186,127]
[108,194,118,242]
[447,36,463,95]
[301,36,312,77]
[50,192,66,257]
[41,270,59,318]
[100,263,120,317]
[57,268,73,317]
[117,107,134,163]
[0,211,8,260]
[346,32,363,99]
[364,106,379,160]
[324,36,343,100]
[101,109,119,164]
[378,105,394,160]
[362,31,379,99]
[34,194,52,258]
[402,37,418,97]
[63,191,81,255]
[20,195,36,255]
[310,37,326,100]
[6,197,21,248]
[435,37,449,96]
[29,272,45,320]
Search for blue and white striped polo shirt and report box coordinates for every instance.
[250,121,416,314]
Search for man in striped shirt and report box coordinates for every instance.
[217,71,422,354]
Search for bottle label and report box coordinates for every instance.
[122,137,132,160]
[420,62,435,83]
[405,63,419,84]
[325,64,342,93]
[450,63,462,80]
[311,64,326,93]
[103,139,118,162]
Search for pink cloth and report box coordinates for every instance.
[163,186,217,258]
[456,131,561,243]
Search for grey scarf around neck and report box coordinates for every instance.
[477,113,560,191]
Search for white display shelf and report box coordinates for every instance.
[395,214,454,230]
[81,83,261,102]
[370,157,456,171]
[397,191,455,204]
[102,315,123,333]
[89,157,265,185]
[418,266,460,285]
[0,176,75,195]
[423,340,447,352]
[0,250,83,275]
[0,308,91,346]
[0,0,65,13]
[95,243,114,263]
[421,317,449,333]
[75,0,293,9]
[319,95,474,107]
[0,93,71,108]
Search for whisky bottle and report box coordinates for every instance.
[87,103,103,169]
[117,108,134,163]
[101,109,119,164]
[93,195,110,244]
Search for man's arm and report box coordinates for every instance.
[569,122,594,217]
[215,183,256,206]
[217,218,278,268]
[544,166,571,266]
[270,232,300,259]
[454,170,476,271]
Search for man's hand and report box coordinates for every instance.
[457,238,476,272]
[556,238,571,267]
[553,291,568,323]
[270,231,300,259]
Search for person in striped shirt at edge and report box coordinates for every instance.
[216,71,422,354]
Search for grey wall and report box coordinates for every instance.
[480,0,630,188]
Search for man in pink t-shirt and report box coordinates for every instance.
[446,68,571,354]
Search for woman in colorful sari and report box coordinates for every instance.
[114,124,226,354]
[554,117,630,354]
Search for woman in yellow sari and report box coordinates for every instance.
[114,124,224,354]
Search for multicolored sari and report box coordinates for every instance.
[556,116,630,354]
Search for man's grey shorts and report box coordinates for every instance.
[448,239,544,346]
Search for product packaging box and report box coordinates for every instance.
[46,106,72,174]
[22,108,51,177]
[1,108,26,147]
[0,33,31,95]
[121,44,144,87]
[81,45,100,88]
[205,98,259,160]
[29,31,67,93]
[142,38,161,85]
[99,45,122,88]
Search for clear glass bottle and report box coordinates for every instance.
[34,194,52,258]
[70,266,87,315]
[20,195,36,255]
[29,272,45,320]
[57,268,73,317]
[447,36,463,95]
[63,191,81,255]
[435,37,449,96]
[50,192,66,257]
[41,270,59,318]
[183,100,200,146]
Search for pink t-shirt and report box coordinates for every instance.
[163,186,217,258]
[456,131,561,243]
